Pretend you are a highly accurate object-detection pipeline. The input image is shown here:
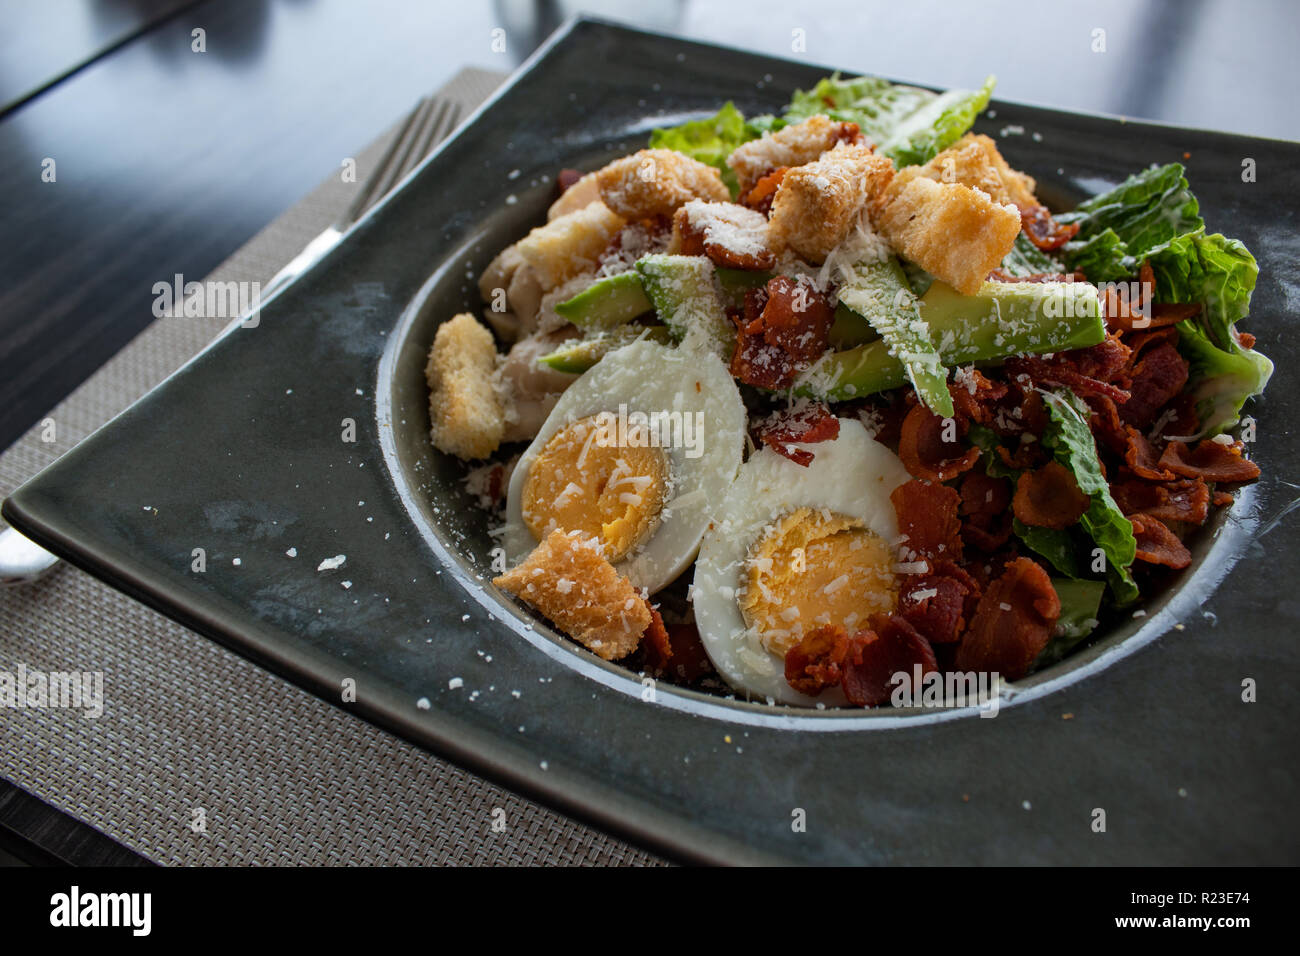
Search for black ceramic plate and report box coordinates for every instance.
[7,18,1299,865]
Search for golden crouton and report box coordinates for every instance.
[515,201,625,291]
[547,170,601,220]
[670,199,775,269]
[883,133,1037,209]
[727,115,849,194]
[425,313,504,460]
[767,144,895,263]
[494,530,651,661]
[873,177,1021,295]
[595,149,729,220]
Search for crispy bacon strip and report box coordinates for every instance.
[953,557,1060,680]
[1110,477,1210,525]
[1004,350,1131,405]
[1123,426,1175,481]
[1013,461,1090,529]
[949,368,1008,427]
[730,277,834,390]
[840,614,938,708]
[756,402,840,466]
[665,620,714,682]
[1120,341,1189,429]
[640,603,673,672]
[1130,513,1192,569]
[898,403,981,482]
[1017,202,1080,251]
[959,469,1014,552]
[891,478,964,562]
[1158,438,1261,483]
[1087,394,1128,457]
[784,624,855,696]
[742,166,788,216]
[898,561,980,645]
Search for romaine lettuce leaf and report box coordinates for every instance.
[1174,320,1273,437]
[1000,232,1065,278]
[881,76,997,168]
[648,101,756,197]
[1037,578,1107,666]
[1145,230,1256,349]
[1142,229,1270,434]
[1013,520,1086,579]
[1058,228,1130,283]
[1039,388,1139,605]
[783,73,996,167]
[784,74,933,136]
[1057,163,1202,257]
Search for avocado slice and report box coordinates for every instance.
[634,254,734,359]
[538,326,673,373]
[554,271,652,331]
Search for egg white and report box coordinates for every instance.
[501,338,746,594]
[692,418,912,705]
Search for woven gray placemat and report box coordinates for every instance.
[0,66,665,867]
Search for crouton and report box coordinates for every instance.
[494,530,651,660]
[670,199,775,269]
[883,133,1037,210]
[726,115,857,194]
[515,201,625,291]
[425,313,505,460]
[595,149,729,220]
[873,177,1021,295]
[767,144,895,264]
[547,170,601,220]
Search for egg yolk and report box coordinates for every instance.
[521,415,670,563]
[739,508,897,655]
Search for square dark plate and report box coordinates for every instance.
[7,18,1299,865]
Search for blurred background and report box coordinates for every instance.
[1,0,1297,453]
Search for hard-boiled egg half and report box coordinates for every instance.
[692,418,912,705]
[501,337,746,594]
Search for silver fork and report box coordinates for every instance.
[264,96,462,294]
[0,95,463,586]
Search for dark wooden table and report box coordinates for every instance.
[2,0,1296,866]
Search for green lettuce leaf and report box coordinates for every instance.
[1143,229,1271,434]
[1146,230,1256,349]
[1057,164,1269,436]
[1058,228,1130,283]
[966,424,1019,479]
[881,75,997,167]
[744,114,785,136]
[784,74,933,135]
[783,73,995,167]
[1174,320,1273,437]
[1013,520,1085,579]
[648,101,756,197]
[999,233,1064,278]
[1058,163,1202,257]
[1036,578,1107,666]
[1039,388,1139,605]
